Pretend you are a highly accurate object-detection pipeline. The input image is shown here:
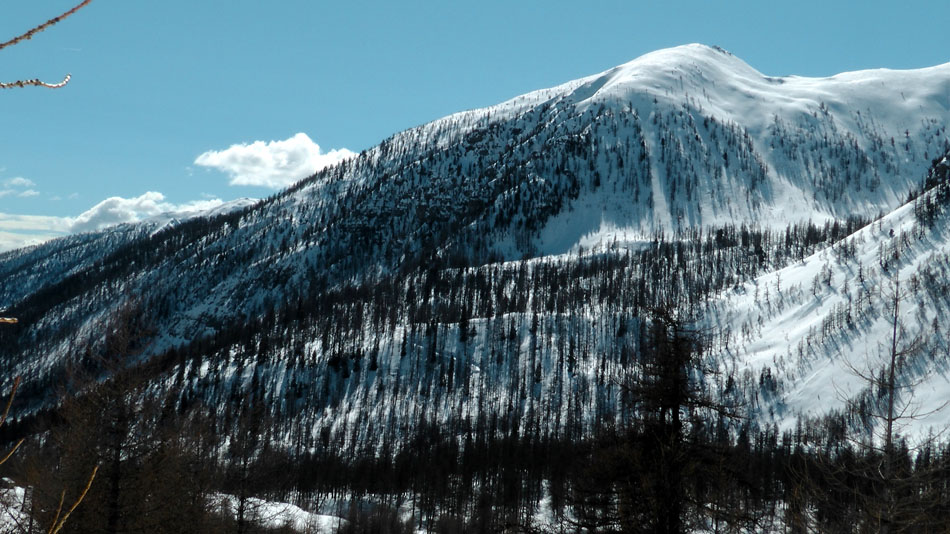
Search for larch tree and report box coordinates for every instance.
[849,277,949,533]
[796,275,950,533]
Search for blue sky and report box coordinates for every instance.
[0,0,947,250]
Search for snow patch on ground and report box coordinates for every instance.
[214,493,345,533]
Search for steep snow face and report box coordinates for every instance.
[547,44,947,241]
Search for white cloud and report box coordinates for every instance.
[4,177,35,188]
[194,132,354,188]
[0,177,39,198]
[0,231,61,252]
[0,213,71,252]
[0,213,72,234]
[69,192,226,233]
[0,177,40,201]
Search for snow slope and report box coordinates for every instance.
[1,45,948,450]
[708,154,950,441]
[428,43,948,246]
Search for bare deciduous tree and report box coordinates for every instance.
[795,275,950,533]
[851,277,949,534]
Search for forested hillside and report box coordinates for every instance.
[1,45,949,532]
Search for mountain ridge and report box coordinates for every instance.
[0,45,948,452]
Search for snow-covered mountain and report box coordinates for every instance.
[1,44,949,450]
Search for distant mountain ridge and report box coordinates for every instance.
[1,45,949,450]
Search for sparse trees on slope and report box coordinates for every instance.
[852,277,949,533]
[794,276,950,533]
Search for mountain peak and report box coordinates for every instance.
[467,44,764,121]
[622,43,747,71]
[569,44,769,105]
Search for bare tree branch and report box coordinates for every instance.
[0,1,93,51]
[0,1,93,89]
[46,465,98,534]
[0,74,71,90]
